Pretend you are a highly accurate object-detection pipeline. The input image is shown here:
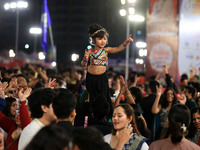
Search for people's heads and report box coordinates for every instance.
[192,75,199,83]
[0,131,4,150]
[28,71,35,80]
[167,104,190,144]
[28,88,57,123]
[92,97,110,120]
[4,69,14,79]
[53,89,77,121]
[72,127,109,150]
[25,125,70,150]
[184,86,195,99]
[52,77,63,89]
[181,74,188,88]
[88,23,109,47]
[16,74,28,89]
[2,97,18,118]
[112,104,138,135]
[161,87,177,108]
[190,107,200,132]
[13,68,21,75]
[148,80,160,94]
[196,97,200,107]
[129,87,143,104]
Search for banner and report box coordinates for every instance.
[178,0,200,80]
[45,46,56,62]
[41,0,52,54]
[146,0,179,80]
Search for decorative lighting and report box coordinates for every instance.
[4,1,28,10]
[38,52,45,60]
[52,61,56,67]
[129,15,145,22]
[135,58,144,64]
[4,3,10,10]
[9,49,15,57]
[25,44,29,49]
[119,9,126,16]
[128,0,137,3]
[121,0,126,5]
[139,49,147,57]
[136,41,147,48]
[29,27,42,34]
[71,53,79,62]
[129,7,135,14]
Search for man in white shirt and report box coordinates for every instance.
[18,88,57,150]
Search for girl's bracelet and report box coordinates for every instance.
[123,41,130,47]
[120,90,124,94]
[82,57,89,63]
[126,94,132,98]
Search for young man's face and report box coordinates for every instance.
[46,103,57,123]
[17,76,28,89]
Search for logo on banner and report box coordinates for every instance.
[149,43,173,72]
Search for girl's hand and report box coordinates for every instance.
[116,123,133,146]
[0,82,8,99]
[178,93,186,105]
[18,88,32,102]
[84,49,90,60]
[120,75,128,93]
[45,78,56,89]
[156,85,162,97]
[124,34,133,46]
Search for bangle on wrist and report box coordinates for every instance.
[123,41,130,47]
[120,91,124,94]
[126,94,132,98]
[82,57,88,63]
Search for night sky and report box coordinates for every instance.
[0,0,146,70]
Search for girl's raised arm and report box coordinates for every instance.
[107,34,133,54]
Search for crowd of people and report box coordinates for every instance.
[0,24,200,150]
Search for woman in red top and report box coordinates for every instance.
[0,88,32,150]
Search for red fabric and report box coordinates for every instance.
[0,101,31,150]
[198,137,200,146]
[19,101,31,129]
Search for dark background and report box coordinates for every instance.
[0,0,147,70]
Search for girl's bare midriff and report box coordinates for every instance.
[88,65,106,75]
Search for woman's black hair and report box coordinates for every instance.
[88,23,109,41]
[2,97,17,118]
[129,87,143,104]
[187,107,200,139]
[165,104,190,144]
[160,87,177,109]
[130,104,151,139]
[25,125,70,150]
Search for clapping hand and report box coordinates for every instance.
[18,88,32,102]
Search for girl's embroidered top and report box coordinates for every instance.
[89,48,108,66]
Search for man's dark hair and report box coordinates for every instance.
[185,86,196,97]
[72,127,111,150]
[129,87,143,104]
[92,96,110,120]
[28,88,56,118]
[149,80,160,94]
[52,89,77,119]
[181,73,188,80]
[16,74,29,83]
[5,69,13,75]
[25,125,70,150]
